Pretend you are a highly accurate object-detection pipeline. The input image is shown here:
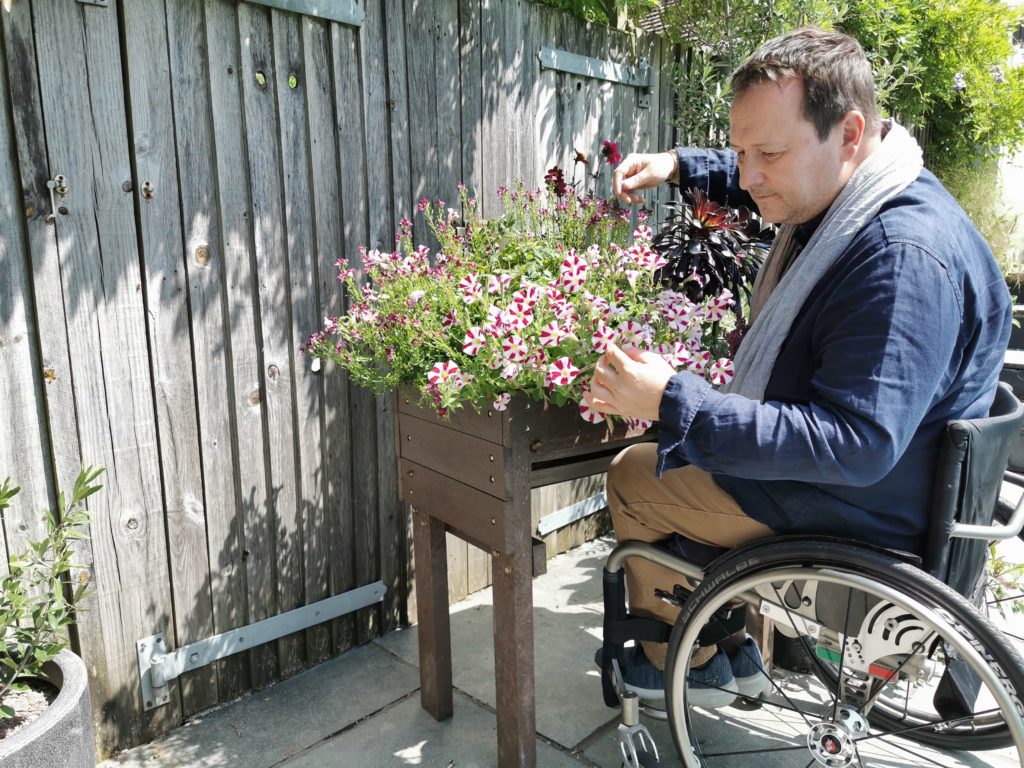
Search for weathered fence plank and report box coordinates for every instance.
[237,2,302,679]
[123,0,219,717]
[301,13,344,665]
[166,0,251,704]
[202,0,276,692]
[270,7,322,678]
[0,10,52,571]
[333,18,378,647]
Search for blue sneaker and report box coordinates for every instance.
[686,649,739,708]
[596,645,665,705]
[728,635,770,699]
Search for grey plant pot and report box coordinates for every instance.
[0,649,95,768]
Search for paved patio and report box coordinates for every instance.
[99,537,1020,768]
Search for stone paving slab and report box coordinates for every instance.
[375,537,618,750]
[99,644,420,768]
[277,690,586,768]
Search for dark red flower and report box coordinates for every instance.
[601,140,622,166]
[574,149,589,166]
[544,166,568,196]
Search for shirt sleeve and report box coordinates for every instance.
[656,239,963,485]
[674,147,756,210]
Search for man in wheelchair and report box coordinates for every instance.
[587,25,1015,731]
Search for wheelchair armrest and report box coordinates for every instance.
[950,470,1024,541]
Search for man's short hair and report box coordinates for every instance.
[731,27,881,141]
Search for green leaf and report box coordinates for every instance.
[0,705,15,719]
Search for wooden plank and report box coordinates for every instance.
[404,0,436,241]
[399,459,510,553]
[301,13,344,664]
[203,0,275,690]
[166,0,249,704]
[0,10,54,571]
[399,414,508,498]
[270,6,321,677]
[330,19,364,652]
[492,397,536,768]
[458,0,491,595]
[398,388,505,444]
[123,0,218,716]
[364,0,403,638]
[238,0,296,682]
[27,0,180,750]
[411,507,453,721]
[329,16,378,643]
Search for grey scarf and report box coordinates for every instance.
[721,121,923,400]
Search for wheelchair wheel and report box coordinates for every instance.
[989,503,1024,660]
[663,539,1024,766]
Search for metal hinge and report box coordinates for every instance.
[136,581,386,710]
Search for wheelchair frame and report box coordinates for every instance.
[599,404,1024,768]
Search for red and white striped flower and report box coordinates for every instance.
[539,322,566,348]
[545,283,565,303]
[579,397,605,424]
[559,251,589,293]
[492,393,512,411]
[628,418,653,432]
[552,299,575,323]
[512,285,541,309]
[463,327,485,355]
[656,341,691,370]
[501,333,529,362]
[633,224,653,243]
[546,356,580,387]
[500,362,521,380]
[687,350,711,375]
[709,358,735,385]
[616,320,651,349]
[459,273,483,304]
[427,361,464,390]
[502,301,534,330]
[591,323,617,353]
[705,289,734,322]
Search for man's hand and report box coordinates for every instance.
[612,151,678,205]
[584,342,675,421]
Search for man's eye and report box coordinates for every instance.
[762,152,781,160]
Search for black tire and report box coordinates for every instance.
[663,538,1024,765]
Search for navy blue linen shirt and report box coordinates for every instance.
[659,148,1012,554]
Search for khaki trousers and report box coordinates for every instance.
[607,442,774,669]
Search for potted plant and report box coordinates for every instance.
[0,467,101,768]
[303,171,763,421]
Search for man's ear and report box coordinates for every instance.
[840,110,867,160]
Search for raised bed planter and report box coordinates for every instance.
[0,649,95,768]
[398,390,651,768]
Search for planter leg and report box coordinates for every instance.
[412,509,453,720]
[492,550,536,768]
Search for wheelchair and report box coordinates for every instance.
[599,382,1024,767]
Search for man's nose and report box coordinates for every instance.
[739,161,764,190]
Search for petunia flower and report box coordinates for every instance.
[493,393,512,411]
[547,356,580,387]
[463,327,485,355]
[427,361,464,390]
[501,333,529,362]
[709,358,734,385]
[539,322,566,348]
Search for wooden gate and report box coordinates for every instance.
[0,0,676,755]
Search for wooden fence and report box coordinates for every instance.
[0,0,677,756]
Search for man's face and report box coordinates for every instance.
[729,78,848,225]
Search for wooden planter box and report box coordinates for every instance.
[397,390,652,768]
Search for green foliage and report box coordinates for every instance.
[0,468,101,720]
[661,0,845,146]
[533,0,659,27]
[837,0,1024,173]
